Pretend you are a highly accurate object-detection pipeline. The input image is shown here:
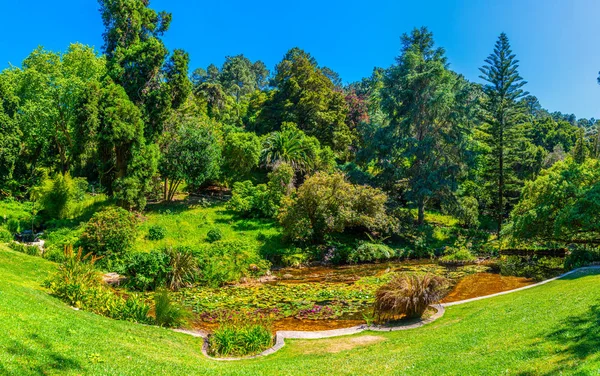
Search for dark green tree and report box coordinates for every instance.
[381,27,471,224]
[478,33,528,237]
[257,48,350,155]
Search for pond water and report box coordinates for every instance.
[187,261,536,332]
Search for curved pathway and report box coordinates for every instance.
[175,266,600,361]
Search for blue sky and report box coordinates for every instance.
[2,0,599,118]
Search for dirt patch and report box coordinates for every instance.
[299,335,386,354]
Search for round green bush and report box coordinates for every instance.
[78,207,137,259]
[206,228,223,243]
[147,225,166,241]
[347,243,396,263]
[6,218,20,234]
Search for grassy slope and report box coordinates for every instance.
[1,247,600,375]
[134,201,282,254]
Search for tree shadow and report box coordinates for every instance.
[533,303,600,374]
[4,333,83,375]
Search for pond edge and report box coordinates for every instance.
[174,265,600,361]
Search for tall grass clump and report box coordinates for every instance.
[374,272,448,321]
[45,245,151,324]
[154,289,189,327]
[208,311,273,357]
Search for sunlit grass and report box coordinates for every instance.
[1,246,600,374]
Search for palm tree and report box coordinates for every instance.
[261,124,315,173]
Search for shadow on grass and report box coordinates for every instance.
[528,303,600,375]
[4,333,82,375]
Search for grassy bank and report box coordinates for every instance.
[1,245,599,375]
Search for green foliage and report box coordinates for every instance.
[124,250,171,291]
[206,228,223,243]
[0,227,12,242]
[221,131,261,183]
[348,243,396,264]
[147,225,167,241]
[479,32,529,236]
[6,218,20,234]
[498,255,564,281]
[564,247,600,270]
[159,119,221,200]
[261,124,319,173]
[228,163,294,218]
[439,247,476,263]
[124,246,197,291]
[8,241,40,256]
[208,313,273,357]
[255,48,350,154]
[279,172,394,243]
[374,273,448,320]
[381,27,473,225]
[509,158,600,245]
[154,289,189,328]
[79,207,137,259]
[46,245,152,323]
[34,173,88,220]
[194,239,270,287]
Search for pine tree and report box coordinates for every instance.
[479,33,528,237]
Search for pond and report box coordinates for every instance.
[179,260,536,332]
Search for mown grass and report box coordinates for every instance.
[1,245,600,375]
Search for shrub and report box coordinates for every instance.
[0,227,13,242]
[124,250,171,291]
[46,245,152,324]
[373,273,448,321]
[565,246,600,270]
[34,173,88,220]
[206,227,223,243]
[498,255,564,281]
[208,312,273,357]
[147,225,166,241]
[165,246,198,291]
[154,289,189,328]
[439,247,476,263]
[43,247,66,263]
[195,240,270,287]
[6,218,20,234]
[124,246,198,291]
[279,172,395,243]
[455,196,480,228]
[8,241,40,256]
[79,207,137,259]
[114,294,152,323]
[227,163,294,219]
[45,245,102,307]
[221,131,261,184]
[347,243,396,263]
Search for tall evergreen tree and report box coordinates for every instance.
[382,27,471,224]
[572,128,587,164]
[479,33,528,237]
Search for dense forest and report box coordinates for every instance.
[2,0,600,255]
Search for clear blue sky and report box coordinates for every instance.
[2,0,599,118]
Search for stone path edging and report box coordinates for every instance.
[175,266,600,361]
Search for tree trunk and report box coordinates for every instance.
[164,177,168,201]
[497,118,504,239]
[417,200,425,225]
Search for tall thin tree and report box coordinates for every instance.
[479,33,528,237]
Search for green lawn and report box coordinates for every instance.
[1,245,600,375]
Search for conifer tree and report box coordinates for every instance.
[479,33,528,237]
